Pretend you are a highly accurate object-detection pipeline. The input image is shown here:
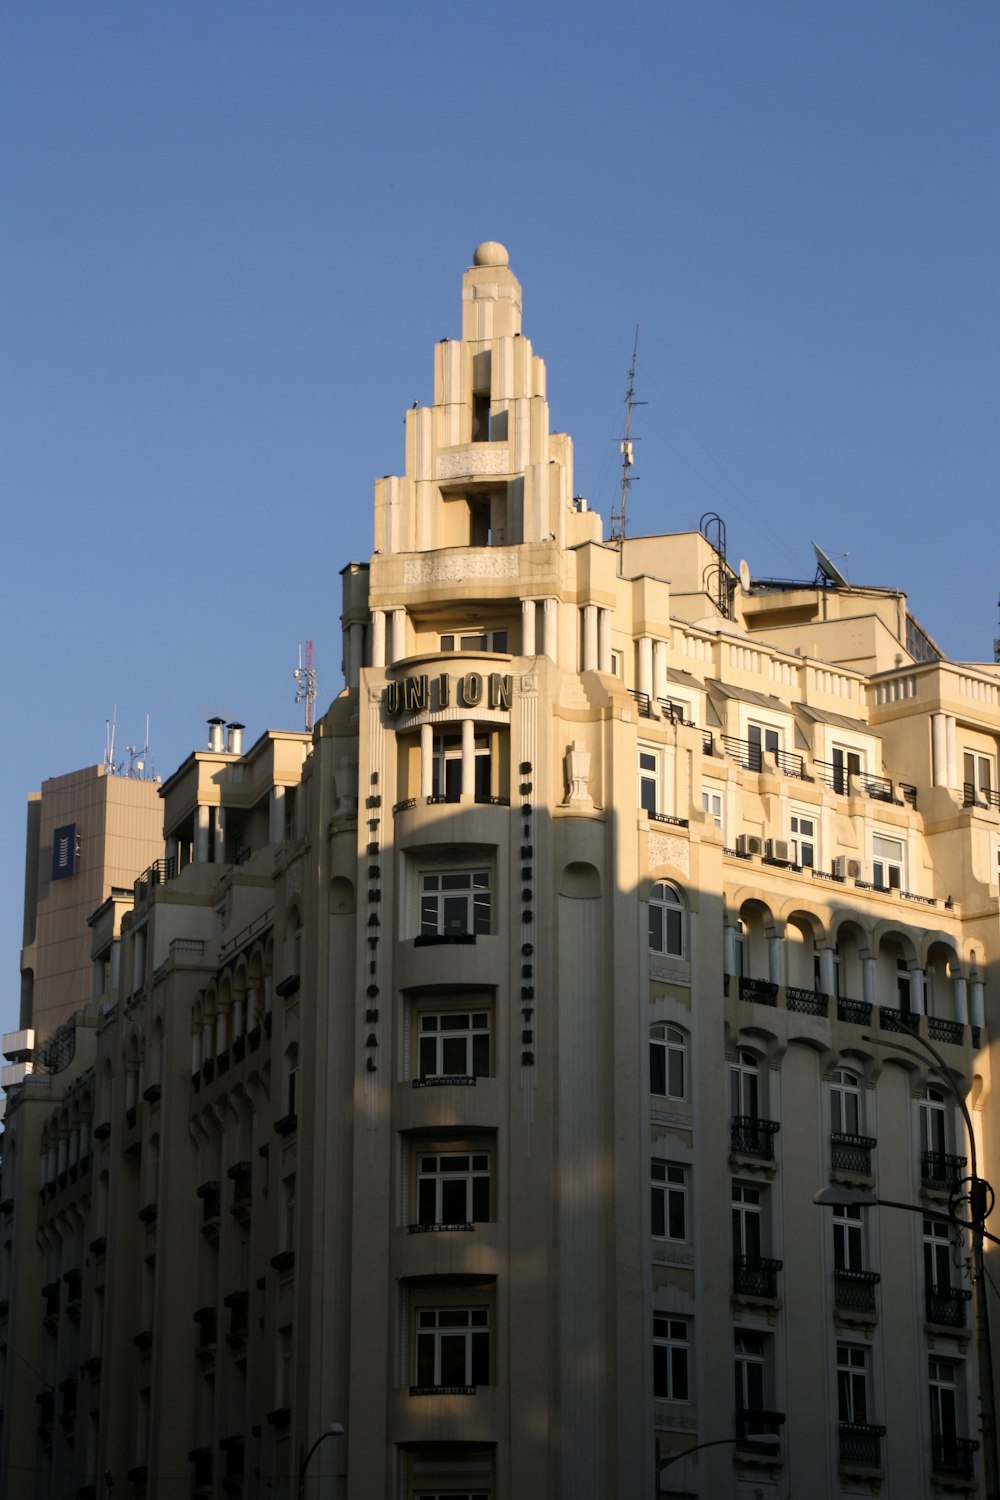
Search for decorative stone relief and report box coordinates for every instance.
[563,739,593,807]
[403,551,519,585]
[437,447,511,479]
[648,833,690,876]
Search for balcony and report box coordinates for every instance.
[921,1151,967,1191]
[721,737,811,780]
[730,1115,780,1161]
[839,1422,885,1468]
[925,1283,971,1329]
[878,1005,918,1035]
[932,1435,979,1481]
[733,1255,782,1299]
[834,1268,880,1316]
[786,986,828,1017]
[831,1133,876,1176]
[837,997,872,1026]
[928,1017,966,1046]
[963,783,1000,811]
[736,1408,784,1450]
[738,976,778,1006]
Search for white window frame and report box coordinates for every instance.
[730,1051,760,1119]
[837,1341,871,1426]
[732,1181,763,1260]
[920,1086,949,1157]
[832,743,865,795]
[419,869,492,937]
[872,833,904,892]
[734,1330,768,1416]
[653,1314,690,1401]
[440,628,508,654]
[790,809,817,869]
[415,1149,491,1228]
[649,881,685,958]
[929,1357,960,1444]
[651,1162,687,1241]
[414,1004,492,1082]
[638,744,663,816]
[413,1305,490,1390]
[830,1070,862,1136]
[701,786,723,828]
[650,1024,686,1101]
[747,720,781,770]
[963,750,994,803]
[924,1216,955,1294]
[833,1204,865,1272]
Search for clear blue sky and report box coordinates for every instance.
[2,2,998,1046]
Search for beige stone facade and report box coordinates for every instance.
[2,244,1000,1499]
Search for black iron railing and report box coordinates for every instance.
[831,1133,876,1175]
[837,998,872,1025]
[921,1151,967,1191]
[878,1005,918,1034]
[786,986,828,1016]
[963,783,1000,811]
[925,1284,972,1328]
[730,1115,780,1160]
[739,976,779,1006]
[839,1422,885,1467]
[733,1255,782,1298]
[834,1268,880,1314]
[932,1435,978,1479]
[927,1017,965,1045]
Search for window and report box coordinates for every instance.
[920,1086,948,1157]
[831,1071,861,1136]
[651,1163,687,1241]
[650,1024,685,1101]
[420,871,491,937]
[730,1052,760,1119]
[747,722,780,771]
[923,1217,955,1294]
[416,1008,491,1081]
[832,746,862,795]
[837,1342,870,1425]
[414,1307,490,1390]
[649,882,684,957]
[416,1151,491,1227]
[872,834,904,891]
[929,1358,959,1446]
[431,733,492,802]
[653,1314,689,1401]
[440,629,508,654]
[790,811,816,868]
[732,1182,763,1260]
[734,1330,767,1418]
[701,788,723,828]
[896,958,911,1013]
[833,1205,864,1272]
[638,746,661,815]
[964,751,994,804]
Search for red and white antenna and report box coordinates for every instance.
[293,641,317,731]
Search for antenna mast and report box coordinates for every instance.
[610,326,645,546]
[294,641,317,731]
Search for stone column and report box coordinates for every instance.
[371,609,386,668]
[819,948,837,998]
[390,608,406,664]
[461,718,476,797]
[582,605,598,671]
[953,975,969,1026]
[768,934,784,988]
[194,804,210,863]
[214,806,225,865]
[191,1031,202,1075]
[270,786,286,843]
[542,598,558,662]
[862,958,876,1009]
[420,723,434,799]
[971,980,985,1030]
[598,608,612,674]
[521,598,536,657]
[724,923,738,978]
[945,715,957,791]
[931,713,948,788]
[638,636,653,699]
[653,640,669,705]
[909,969,925,1016]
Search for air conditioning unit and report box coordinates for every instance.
[765,839,791,862]
[736,834,763,857]
[832,855,864,879]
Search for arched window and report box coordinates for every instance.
[649,882,685,958]
[830,1070,862,1136]
[650,1024,686,1101]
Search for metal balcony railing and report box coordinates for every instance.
[733,1255,782,1298]
[839,1422,885,1467]
[921,1151,967,1191]
[963,783,1000,811]
[927,1017,965,1045]
[730,1115,780,1160]
[834,1268,880,1314]
[932,1435,978,1480]
[837,997,872,1025]
[831,1133,876,1175]
[739,976,779,1006]
[925,1284,972,1328]
[786,986,828,1016]
[136,857,177,893]
[878,1005,918,1034]
[721,738,808,780]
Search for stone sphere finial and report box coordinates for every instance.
[473,241,509,267]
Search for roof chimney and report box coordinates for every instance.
[226,722,244,755]
[207,717,225,753]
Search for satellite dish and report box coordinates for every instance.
[812,541,849,588]
[738,559,751,592]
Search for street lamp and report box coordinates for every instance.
[659,1431,780,1491]
[297,1423,345,1500]
[813,1025,999,1500]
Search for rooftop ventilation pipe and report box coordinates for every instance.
[207,718,225,752]
[226,722,244,755]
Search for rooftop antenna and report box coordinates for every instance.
[294,640,317,731]
[812,541,850,589]
[104,710,157,779]
[609,326,645,548]
[104,708,118,774]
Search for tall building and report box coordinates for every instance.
[1,243,999,1500]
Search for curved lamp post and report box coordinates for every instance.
[659,1431,780,1491]
[297,1423,345,1500]
[812,1026,999,1500]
